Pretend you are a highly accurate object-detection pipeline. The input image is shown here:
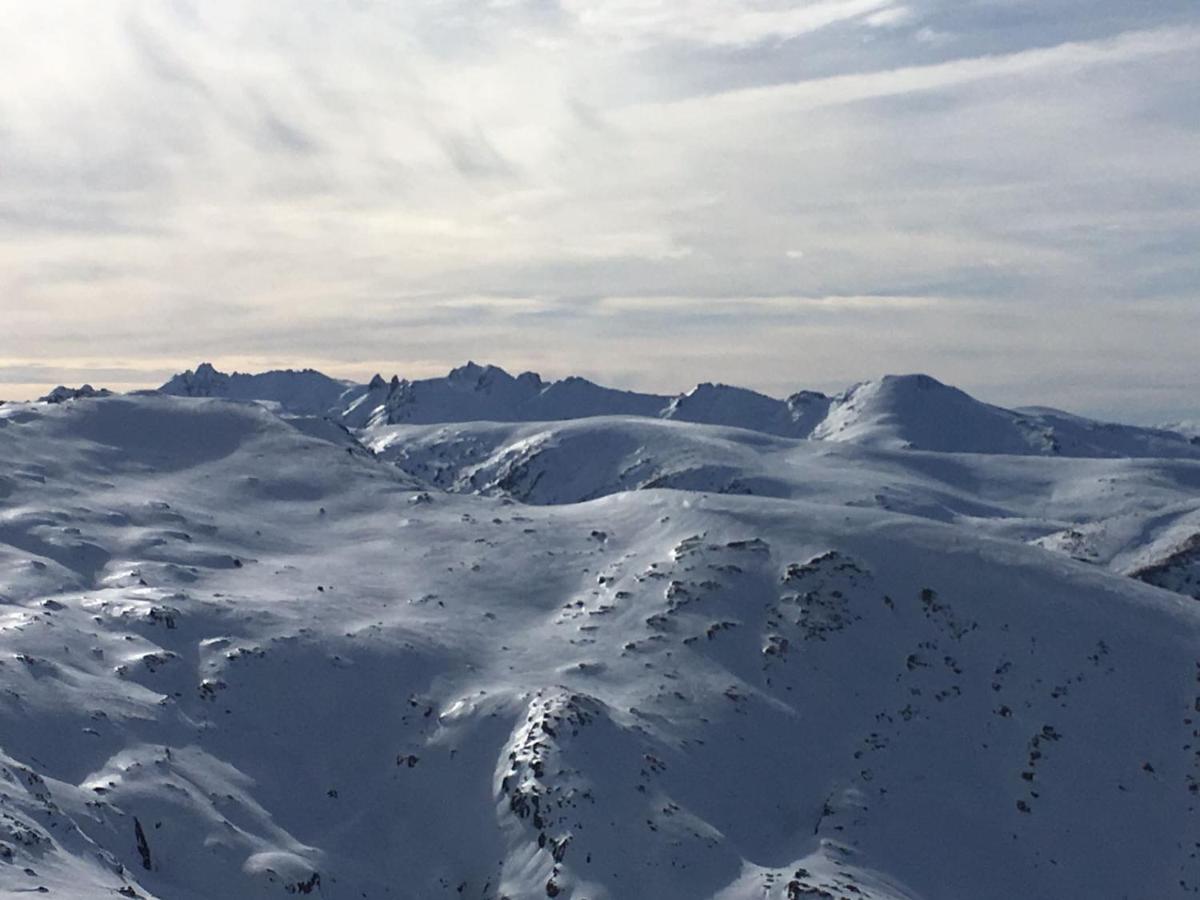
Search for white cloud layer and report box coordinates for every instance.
[0,0,1197,420]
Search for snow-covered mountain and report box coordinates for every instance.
[812,373,1200,457]
[660,384,832,437]
[159,363,1200,459]
[340,362,670,429]
[159,363,361,416]
[2,379,1199,899]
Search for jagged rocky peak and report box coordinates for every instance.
[447,360,483,379]
[162,361,228,392]
[679,381,729,398]
[446,361,519,391]
[362,372,407,396]
[164,361,228,395]
[38,384,112,404]
[192,361,228,382]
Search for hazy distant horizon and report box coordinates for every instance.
[3,357,1197,427]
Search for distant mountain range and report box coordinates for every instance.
[157,361,1200,458]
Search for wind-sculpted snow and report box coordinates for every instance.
[1,394,1199,899]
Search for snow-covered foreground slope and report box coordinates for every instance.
[2,394,1199,899]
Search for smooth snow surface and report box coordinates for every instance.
[1,374,1199,899]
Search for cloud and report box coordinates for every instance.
[0,1,1197,419]
[626,24,1200,116]
[559,0,901,48]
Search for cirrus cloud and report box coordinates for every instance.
[0,0,1197,420]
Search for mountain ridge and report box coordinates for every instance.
[152,362,1200,458]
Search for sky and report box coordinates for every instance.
[0,0,1197,422]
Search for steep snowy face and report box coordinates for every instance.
[159,363,360,416]
[2,394,1199,900]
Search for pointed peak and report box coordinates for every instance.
[368,373,387,391]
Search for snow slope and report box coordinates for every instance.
[1,391,1199,899]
